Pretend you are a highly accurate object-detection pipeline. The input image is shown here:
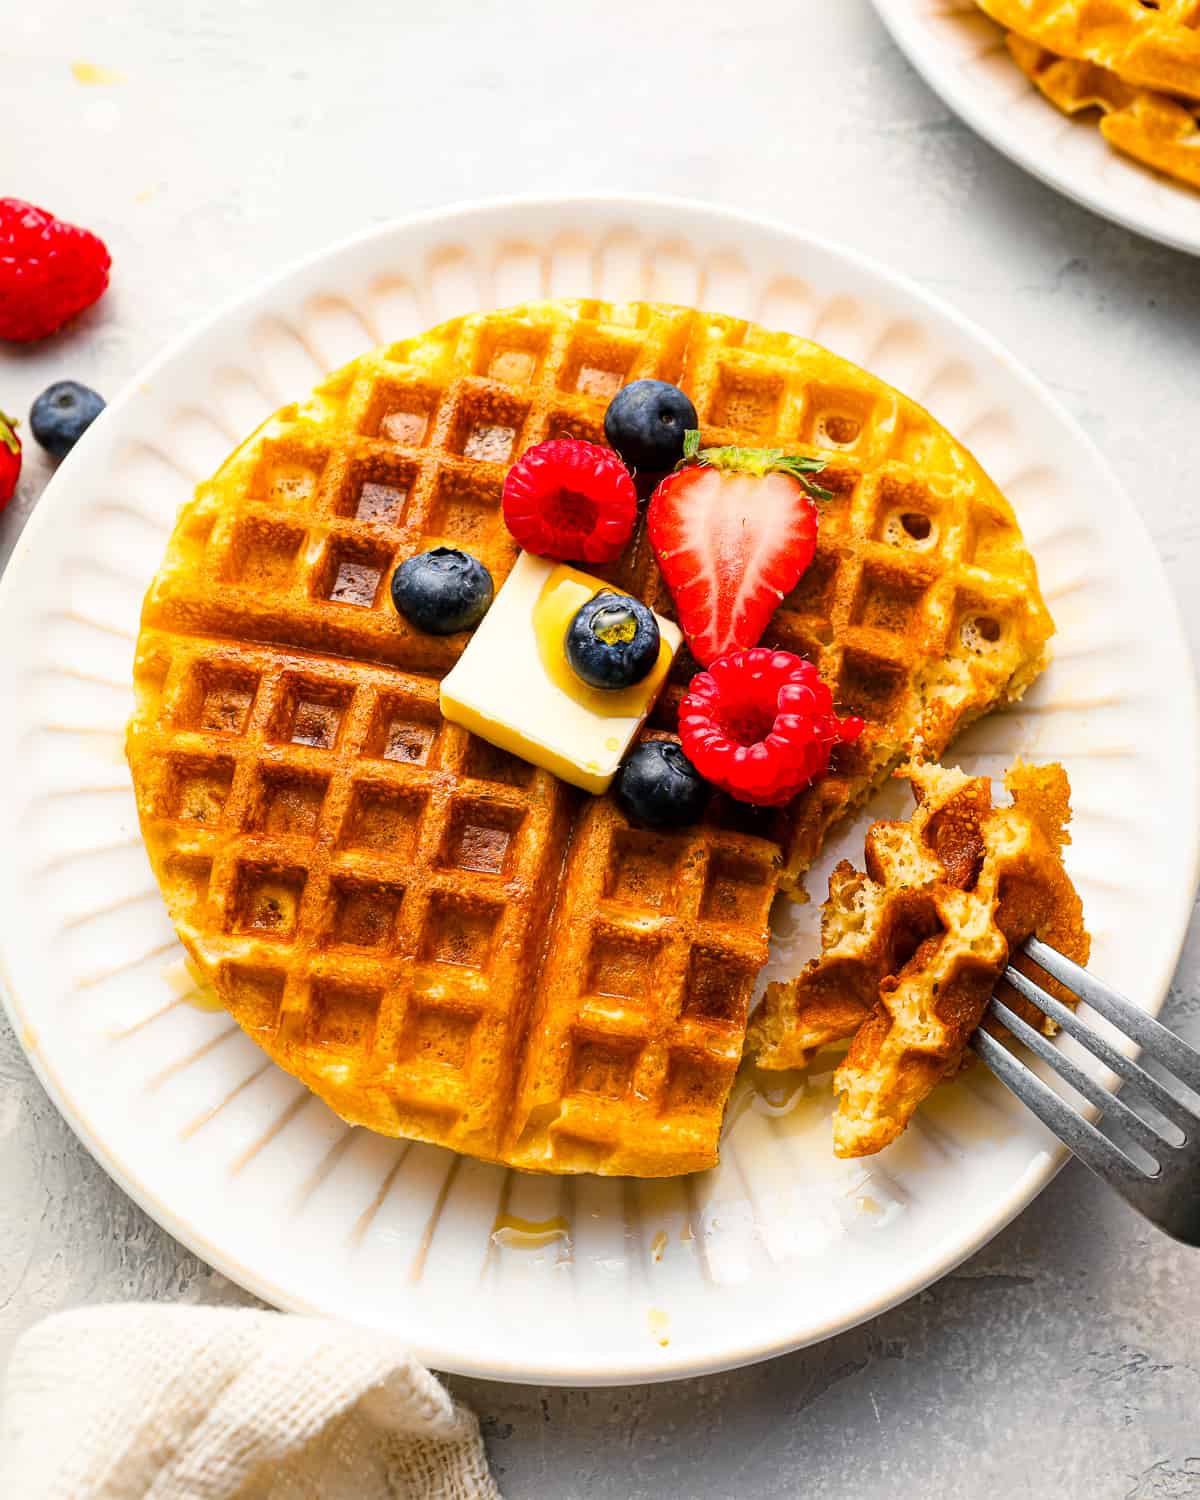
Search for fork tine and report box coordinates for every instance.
[1003,965,1196,1137]
[987,996,1167,1157]
[1025,937,1200,1094]
[971,1027,1152,1191]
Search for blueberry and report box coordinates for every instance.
[566,590,660,690]
[615,740,709,829]
[391,547,493,634]
[603,379,698,474]
[30,380,106,459]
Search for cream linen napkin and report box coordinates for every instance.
[0,1305,501,1500]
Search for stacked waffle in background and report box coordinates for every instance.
[128,299,1060,1175]
[975,0,1200,189]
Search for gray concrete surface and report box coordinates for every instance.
[2,3,1199,1495]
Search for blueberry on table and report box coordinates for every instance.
[391,547,494,634]
[615,740,709,829]
[566,590,660,689]
[603,379,698,474]
[29,380,105,458]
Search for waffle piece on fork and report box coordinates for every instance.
[749,762,1089,1157]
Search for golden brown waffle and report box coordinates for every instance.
[750,389,1052,892]
[1007,34,1200,189]
[977,0,1200,100]
[129,299,1051,1175]
[504,789,778,1173]
[749,762,1089,1157]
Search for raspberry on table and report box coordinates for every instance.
[0,198,111,342]
[679,647,864,807]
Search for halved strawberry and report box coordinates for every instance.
[647,433,829,667]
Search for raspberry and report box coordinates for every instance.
[502,439,636,564]
[679,648,864,806]
[0,198,111,342]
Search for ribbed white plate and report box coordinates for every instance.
[873,0,1200,257]
[0,196,1196,1386]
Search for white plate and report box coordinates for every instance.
[0,195,1196,1386]
[873,0,1200,257]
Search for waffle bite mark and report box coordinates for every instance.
[748,761,1088,1158]
[760,460,1051,887]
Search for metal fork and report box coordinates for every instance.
[971,937,1200,1246]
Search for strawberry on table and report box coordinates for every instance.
[0,198,111,343]
[0,411,21,512]
[647,431,830,667]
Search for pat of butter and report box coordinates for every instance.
[440,552,682,794]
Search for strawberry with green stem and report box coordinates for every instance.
[647,430,830,667]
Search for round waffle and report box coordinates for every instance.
[127,298,1053,1175]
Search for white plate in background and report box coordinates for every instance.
[0,194,1195,1384]
[873,0,1200,257]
